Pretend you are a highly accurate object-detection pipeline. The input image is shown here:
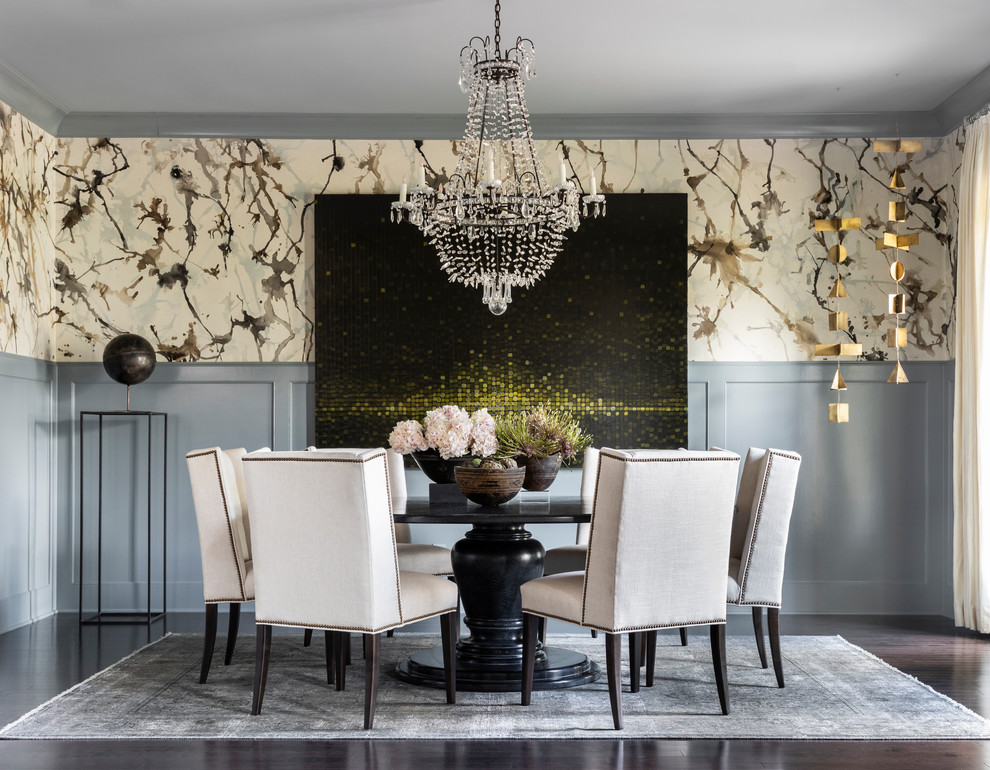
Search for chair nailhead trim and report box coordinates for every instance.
[256,607,458,634]
[525,608,725,634]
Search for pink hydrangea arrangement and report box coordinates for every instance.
[387,419,429,454]
[469,408,499,457]
[389,405,498,460]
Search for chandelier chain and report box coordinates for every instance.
[494,0,501,57]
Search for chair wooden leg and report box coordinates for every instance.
[363,633,368,659]
[324,630,335,685]
[591,629,598,639]
[303,629,313,647]
[628,631,642,693]
[346,633,352,665]
[752,606,768,668]
[335,631,348,691]
[768,607,784,688]
[710,623,729,715]
[251,624,272,715]
[645,630,657,687]
[224,603,240,666]
[363,632,381,729]
[605,632,623,730]
[441,611,457,705]
[537,617,547,645]
[386,629,394,639]
[521,613,539,706]
[679,627,688,646]
[199,604,218,684]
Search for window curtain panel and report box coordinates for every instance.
[955,113,990,632]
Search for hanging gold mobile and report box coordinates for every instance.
[814,217,863,423]
[873,138,921,385]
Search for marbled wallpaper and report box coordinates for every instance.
[0,100,958,363]
[0,103,58,359]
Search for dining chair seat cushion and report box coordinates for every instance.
[726,557,742,604]
[520,572,585,625]
[543,545,587,576]
[397,543,454,576]
[397,570,459,625]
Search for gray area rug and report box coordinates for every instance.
[3,633,988,740]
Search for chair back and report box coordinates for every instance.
[731,448,802,606]
[186,447,253,602]
[582,448,739,632]
[243,449,403,632]
[307,446,411,543]
[575,447,600,545]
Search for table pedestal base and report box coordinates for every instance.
[395,646,600,692]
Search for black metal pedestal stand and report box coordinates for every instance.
[78,410,167,625]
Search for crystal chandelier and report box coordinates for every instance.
[391,0,605,315]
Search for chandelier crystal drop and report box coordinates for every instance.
[390,0,605,315]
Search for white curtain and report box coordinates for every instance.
[954,114,990,631]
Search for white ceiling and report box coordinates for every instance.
[2,0,989,138]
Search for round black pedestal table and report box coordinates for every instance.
[393,496,601,692]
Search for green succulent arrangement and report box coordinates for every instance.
[494,404,593,463]
[466,456,519,470]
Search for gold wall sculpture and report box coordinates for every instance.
[813,217,863,422]
[872,138,921,385]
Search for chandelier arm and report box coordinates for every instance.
[513,75,547,196]
[474,81,492,186]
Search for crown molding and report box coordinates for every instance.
[934,61,990,133]
[0,58,65,134]
[53,110,944,140]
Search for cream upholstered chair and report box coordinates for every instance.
[243,449,458,729]
[302,447,454,647]
[520,448,740,729]
[726,447,802,687]
[186,446,259,683]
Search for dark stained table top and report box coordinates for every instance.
[393,495,591,525]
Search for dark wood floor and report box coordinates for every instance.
[1,613,989,769]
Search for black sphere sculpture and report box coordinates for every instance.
[103,333,157,410]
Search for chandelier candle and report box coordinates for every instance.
[390,0,605,315]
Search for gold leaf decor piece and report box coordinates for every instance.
[889,201,907,222]
[889,293,906,314]
[814,217,862,232]
[875,232,919,251]
[828,244,848,264]
[815,343,863,357]
[889,169,905,189]
[829,403,850,423]
[890,261,905,281]
[888,362,909,384]
[829,278,849,298]
[874,139,923,154]
[887,327,907,348]
[829,311,849,331]
[831,370,848,391]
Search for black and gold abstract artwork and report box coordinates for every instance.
[314,194,687,452]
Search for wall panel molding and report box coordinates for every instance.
[0,352,57,634]
[0,357,946,618]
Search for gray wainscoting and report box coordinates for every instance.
[0,353,56,634]
[0,354,956,629]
